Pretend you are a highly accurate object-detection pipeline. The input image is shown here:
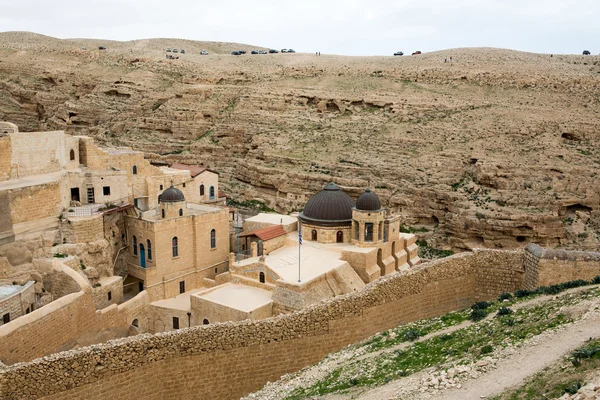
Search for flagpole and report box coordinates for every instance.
[298,224,301,282]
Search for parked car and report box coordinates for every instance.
[281,49,288,53]
[232,51,241,55]
[166,48,171,52]
[98,46,106,50]
[251,50,259,54]
[269,49,278,53]
[200,50,208,55]
[258,50,268,54]
[583,50,591,55]
[180,49,185,54]
[412,51,422,55]
[173,48,178,53]
[238,50,246,54]
[81,46,87,50]
[394,51,404,56]
[287,49,295,53]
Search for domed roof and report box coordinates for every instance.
[299,182,355,225]
[160,185,185,203]
[356,188,381,211]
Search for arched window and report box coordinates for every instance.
[311,229,317,241]
[203,318,209,325]
[133,236,138,255]
[132,165,138,175]
[259,272,265,283]
[336,231,343,243]
[209,186,215,199]
[147,240,152,260]
[161,209,165,218]
[179,209,183,216]
[200,185,205,196]
[210,229,216,249]
[172,237,178,257]
[69,149,75,161]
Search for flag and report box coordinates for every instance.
[298,226,303,245]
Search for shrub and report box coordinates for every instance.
[496,307,514,316]
[498,292,513,301]
[593,275,600,284]
[564,381,582,394]
[515,289,533,298]
[80,262,86,270]
[403,328,422,342]
[92,283,101,288]
[501,317,516,326]
[480,345,493,355]
[470,309,488,322]
[53,253,68,258]
[471,301,491,311]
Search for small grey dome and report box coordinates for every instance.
[160,185,185,203]
[299,182,355,225]
[356,188,381,211]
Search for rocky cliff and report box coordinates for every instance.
[1,32,599,251]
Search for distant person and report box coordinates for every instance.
[450,56,453,63]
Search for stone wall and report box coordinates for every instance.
[2,247,600,399]
[62,215,104,244]
[0,281,35,326]
[91,276,124,310]
[8,131,76,178]
[0,136,11,182]
[8,182,63,226]
[526,244,600,287]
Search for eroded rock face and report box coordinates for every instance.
[1,34,599,250]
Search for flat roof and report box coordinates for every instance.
[0,171,63,191]
[245,213,297,226]
[263,233,347,282]
[151,287,207,311]
[196,283,272,312]
[0,285,22,299]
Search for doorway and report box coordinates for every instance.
[70,188,80,202]
[336,231,343,243]
[377,248,385,276]
[139,244,146,268]
[138,281,144,293]
[87,187,95,204]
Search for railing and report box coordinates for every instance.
[63,196,131,218]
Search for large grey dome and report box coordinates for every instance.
[299,182,355,226]
[160,185,185,203]
[356,188,381,211]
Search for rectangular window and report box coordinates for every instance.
[160,184,163,190]
[2,313,9,324]
[179,281,185,294]
[103,186,111,196]
[215,267,218,274]
[108,291,112,301]
[173,316,180,329]
[26,307,30,314]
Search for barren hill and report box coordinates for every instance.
[1,32,599,251]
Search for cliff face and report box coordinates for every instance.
[1,33,599,251]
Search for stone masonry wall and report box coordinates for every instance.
[0,136,11,182]
[532,244,600,286]
[2,247,599,399]
[9,182,62,225]
[0,281,35,326]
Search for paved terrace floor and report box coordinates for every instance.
[151,287,207,311]
[0,171,64,191]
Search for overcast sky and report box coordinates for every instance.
[1,0,598,56]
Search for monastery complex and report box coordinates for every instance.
[0,121,420,353]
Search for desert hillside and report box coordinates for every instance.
[1,31,599,251]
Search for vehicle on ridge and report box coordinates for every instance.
[238,50,246,54]
[180,49,185,54]
[98,46,106,50]
[232,51,241,55]
[251,50,259,54]
[287,49,295,53]
[281,49,288,53]
[583,50,591,55]
[412,50,422,55]
[258,50,267,54]
[269,49,278,53]
[200,50,208,55]
[166,48,171,52]
[394,51,404,56]
[173,48,178,53]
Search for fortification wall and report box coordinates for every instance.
[0,136,11,182]
[527,244,600,286]
[9,182,63,225]
[1,247,598,400]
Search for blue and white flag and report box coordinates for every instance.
[298,226,303,245]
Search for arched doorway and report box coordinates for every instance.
[377,248,385,276]
[311,230,317,241]
[203,319,209,325]
[139,244,146,268]
[336,231,343,243]
[132,319,139,328]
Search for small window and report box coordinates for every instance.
[214,267,218,274]
[2,313,9,324]
[183,182,186,188]
[160,184,163,190]
[172,237,179,257]
[259,272,265,283]
[108,291,112,301]
[161,209,165,218]
[103,186,111,196]
[210,229,216,249]
[26,307,30,314]
[132,165,138,175]
[203,318,209,325]
[173,317,180,329]
[69,149,75,161]
[134,199,139,208]
[311,230,317,241]
[147,240,152,260]
[200,185,205,196]
[133,236,138,255]
[209,186,215,199]
[179,281,185,294]
[132,319,139,327]
[179,209,183,217]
